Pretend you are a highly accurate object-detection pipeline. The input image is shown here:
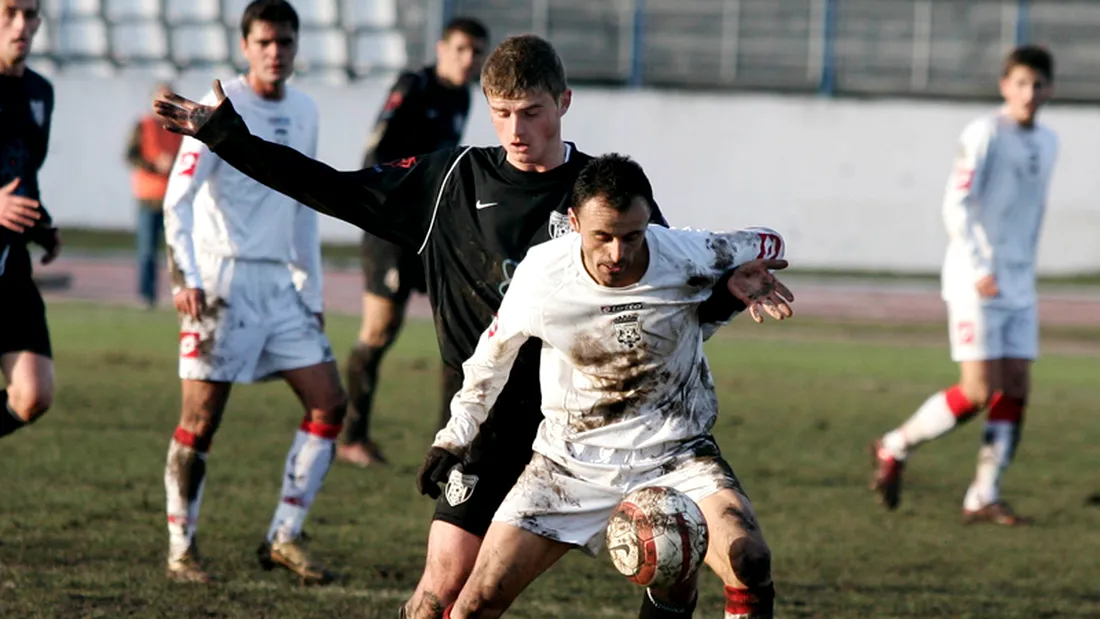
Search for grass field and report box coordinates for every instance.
[2,302,1099,618]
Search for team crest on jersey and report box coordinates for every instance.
[612,314,642,349]
[29,100,45,126]
[547,211,572,239]
[445,469,479,507]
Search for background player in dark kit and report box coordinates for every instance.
[0,0,62,441]
[340,16,489,469]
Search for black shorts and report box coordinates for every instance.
[361,232,426,302]
[432,341,544,536]
[0,275,52,358]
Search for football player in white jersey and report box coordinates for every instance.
[419,154,793,619]
[160,0,345,584]
[870,45,1059,525]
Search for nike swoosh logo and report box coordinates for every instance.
[476,200,498,210]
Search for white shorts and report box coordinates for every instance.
[178,255,334,383]
[946,302,1038,362]
[492,437,744,557]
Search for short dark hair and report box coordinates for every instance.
[443,16,489,42]
[481,34,567,101]
[572,154,654,213]
[1003,44,1054,82]
[241,0,299,39]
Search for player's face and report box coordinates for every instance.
[569,196,651,288]
[0,0,40,68]
[437,31,487,87]
[999,65,1052,126]
[488,89,572,172]
[240,20,297,86]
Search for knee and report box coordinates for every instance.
[359,312,402,349]
[726,536,772,589]
[959,380,994,409]
[8,383,53,423]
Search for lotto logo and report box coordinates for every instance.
[487,315,499,338]
[957,321,975,345]
[178,152,200,177]
[179,332,201,358]
[756,233,783,259]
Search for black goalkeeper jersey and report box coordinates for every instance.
[194,98,741,376]
[0,68,55,281]
[362,65,471,168]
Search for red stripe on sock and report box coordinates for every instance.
[173,426,212,453]
[944,385,979,419]
[299,419,342,440]
[725,583,775,616]
[988,395,1024,422]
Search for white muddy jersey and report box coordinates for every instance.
[434,225,785,468]
[163,76,324,312]
[941,110,1059,308]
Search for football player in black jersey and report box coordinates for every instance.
[154,34,753,618]
[0,0,61,441]
[339,16,489,469]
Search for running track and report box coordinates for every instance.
[35,256,1100,328]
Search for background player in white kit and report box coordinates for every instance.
[870,45,1058,525]
[421,154,793,619]
[161,0,346,584]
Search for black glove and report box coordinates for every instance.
[416,446,462,499]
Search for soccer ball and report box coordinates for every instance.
[605,486,709,588]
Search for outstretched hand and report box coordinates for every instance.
[726,258,795,323]
[153,80,228,137]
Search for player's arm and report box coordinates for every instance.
[154,84,450,250]
[416,260,545,499]
[361,72,420,168]
[688,227,793,336]
[432,271,543,454]
[162,135,220,304]
[943,120,997,285]
[290,108,324,315]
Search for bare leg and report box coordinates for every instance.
[449,522,573,619]
[405,521,485,619]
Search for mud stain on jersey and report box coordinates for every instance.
[568,334,673,432]
[706,235,736,272]
[687,273,715,288]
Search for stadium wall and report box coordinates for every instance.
[46,75,1100,273]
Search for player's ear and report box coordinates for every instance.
[558,89,572,116]
[568,207,580,232]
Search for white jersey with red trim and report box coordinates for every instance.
[163,76,324,312]
[940,110,1059,309]
[434,225,785,469]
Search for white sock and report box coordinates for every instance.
[963,421,1016,511]
[266,423,338,543]
[882,390,962,460]
[165,435,208,562]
